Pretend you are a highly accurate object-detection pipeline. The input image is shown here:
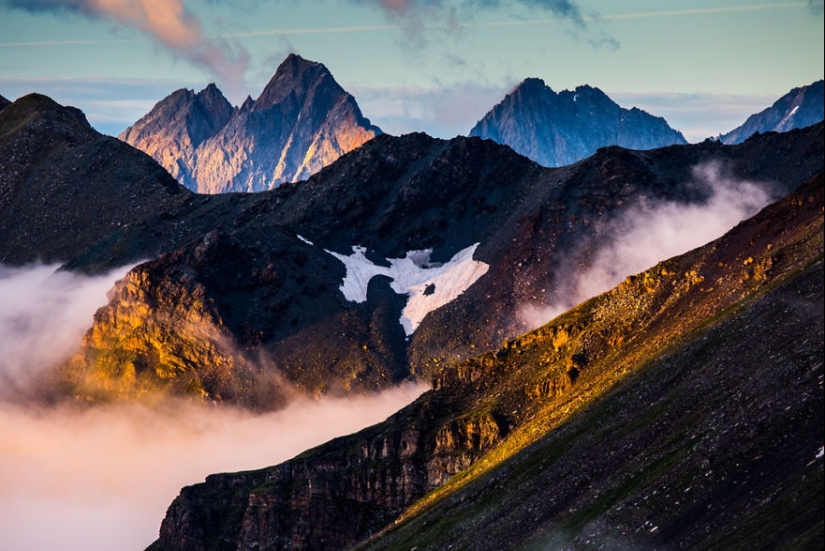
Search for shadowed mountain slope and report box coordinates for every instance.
[469,79,687,167]
[720,80,824,144]
[120,54,381,193]
[0,93,193,268]
[0,93,10,111]
[148,170,824,551]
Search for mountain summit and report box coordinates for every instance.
[119,83,234,189]
[469,78,686,167]
[719,79,824,144]
[120,54,382,193]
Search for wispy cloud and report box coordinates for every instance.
[596,2,812,21]
[519,163,775,329]
[0,0,248,95]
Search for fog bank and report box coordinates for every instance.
[520,162,775,329]
[0,384,427,551]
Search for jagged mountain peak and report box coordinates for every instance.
[253,53,343,111]
[470,79,686,167]
[121,54,381,193]
[118,82,234,189]
[239,94,254,112]
[720,79,824,144]
[513,77,550,94]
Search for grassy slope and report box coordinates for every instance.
[364,174,824,550]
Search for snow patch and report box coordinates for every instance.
[297,235,314,246]
[325,244,489,335]
[776,105,800,131]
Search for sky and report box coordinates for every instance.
[0,0,822,142]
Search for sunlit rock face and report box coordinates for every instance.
[120,54,381,193]
[719,79,824,144]
[119,84,234,190]
[469,78,687,168]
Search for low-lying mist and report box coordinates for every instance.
[0,263,428,551]
[520,162,775,328]
[0,387,427,551]
[0,263,133,399]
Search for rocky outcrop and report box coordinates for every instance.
[469,78,686,167]
[118,84,234,189]
[149,169,824,551]
[121,54,382,193]
[720,79,824,144]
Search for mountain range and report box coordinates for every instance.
[469,78,688,167]
[120,54,381,193]
[1,68,823,550]
[119,57,824,189]
[2,90,821,408]
[720,79,824,144]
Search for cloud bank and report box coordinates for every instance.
[0,263,133,400]
[519,162,775,329]
[0,0,248,94]
[0,385,427,551]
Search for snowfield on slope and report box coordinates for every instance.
[325,243,489,335]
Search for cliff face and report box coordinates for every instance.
[120,54,382,193]
[469,79,687,167]
[149,170,824,551]
[720,79,824,144]
[118,84,234,189]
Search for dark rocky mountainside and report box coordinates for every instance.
[720,79,824,144]
[58,122,825,406]
[2,91,821,406]
[469,78,687,167]
[120,54,382,193]
[118,83,234,189]
[0,93,10,110]
[0,93,194,268]
[148,170,824,551]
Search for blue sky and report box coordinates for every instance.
[0,0,822,141]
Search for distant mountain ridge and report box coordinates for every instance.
[120,54,382,193]
[0,93,10,111]
[719,79,824,144]
[469,78,687,167]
